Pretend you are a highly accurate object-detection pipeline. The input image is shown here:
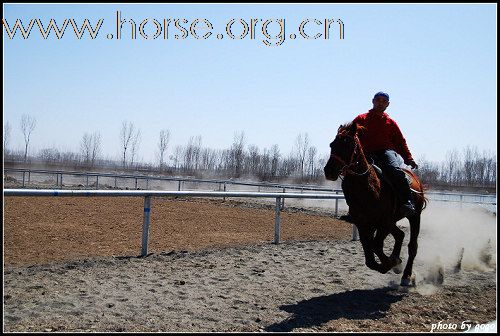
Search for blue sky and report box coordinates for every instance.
[3,3,497,165]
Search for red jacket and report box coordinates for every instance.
[353,111,414,163]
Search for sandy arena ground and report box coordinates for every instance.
[3,196,497,332]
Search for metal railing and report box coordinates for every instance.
[4,167,496,206]
[3,167,340,193]
[4,189,349,257]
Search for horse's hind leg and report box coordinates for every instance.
[389,225,405,273]
[401,214,421,286]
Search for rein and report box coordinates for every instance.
[330,134,372,177]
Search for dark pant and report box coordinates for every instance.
[368,150,412,203]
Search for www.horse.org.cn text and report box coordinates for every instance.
[2,11,345,46]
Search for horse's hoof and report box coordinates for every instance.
[400,275,416,287]
[392,263,403,274]
[391,257,403,274]
[400,278,412,286]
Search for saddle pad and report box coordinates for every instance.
[402,168,422,192]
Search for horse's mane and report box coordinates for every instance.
[337,122,366,135]
[338,122,352,132]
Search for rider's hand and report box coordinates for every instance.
[406,160,418,170]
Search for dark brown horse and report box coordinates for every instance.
[324,122,427,286]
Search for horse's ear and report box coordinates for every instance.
[347,122,358,136]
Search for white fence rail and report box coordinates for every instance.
[4,189,347,257]
[4,168,496,205]
[3,168,338,193]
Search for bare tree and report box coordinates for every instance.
[416,155,440,186]
[81,133,92,165]
[201,147,218,171]
[120,121,133,168]
[192,135,202,171]
[258,147,271,180]
[130,129,141,168]
[307,146,317,179]
[3,121,11,155]
[120,121,139,169]
[442,149,460,184]
[91,132,102,167]
[38,147,61,163]
[270,144,281,179]
[182,135,202,173]
[157,129,170,172]
[481,151,496,187]
[81,131,102,168]
[246,144,260,175]
[171,145,182,171]
[183,140,194,172]
[295,133,310,181]
[20,114,36,162]
[462,146,475,186]
[230,131,245,177]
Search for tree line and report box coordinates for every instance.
[417,148,496,189]
[3,115,497,188]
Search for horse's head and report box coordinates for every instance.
[324,122,364,181]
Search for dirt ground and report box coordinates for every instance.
[3,196,351,266]
[3,196,497,332]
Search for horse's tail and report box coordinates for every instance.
[419,189,428,211]
[410,186,428,211]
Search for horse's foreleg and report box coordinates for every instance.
[372,228,397,274]
[401,215,421,286]
[359,229,386,273]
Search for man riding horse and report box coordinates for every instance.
[346,91,418,218]
[324,92,426,285]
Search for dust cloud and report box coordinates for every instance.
[404,202,496,294]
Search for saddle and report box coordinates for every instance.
[372,164,420,196]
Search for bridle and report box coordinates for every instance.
[330,132,371,178]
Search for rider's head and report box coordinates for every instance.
[372,91,390,113]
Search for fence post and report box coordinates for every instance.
[223,182,227,202]
[141,196,152,257]
[28,171,31,185]
[335,191,339,217]
[22,171,26,188]
[281,188,285,210]
[274,197,282,244]
[352,225,359,241]
[96,176,99,189]
[60,174,63,190]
